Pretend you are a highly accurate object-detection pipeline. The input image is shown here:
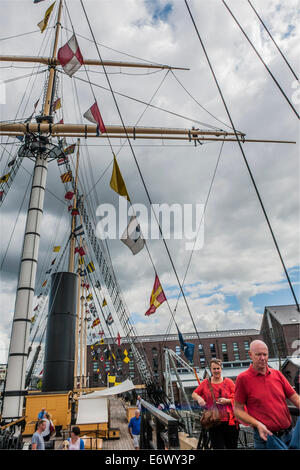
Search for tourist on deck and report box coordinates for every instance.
[37,408,46,419]
[128,409,141,450]
[67,426,85,450]
[136,395,142,411]
[31,419,47,450]
[41,413,54,442]
[192,358,239,449]
[234,340,300,449]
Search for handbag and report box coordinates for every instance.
[200,379,221,429]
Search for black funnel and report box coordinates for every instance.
[42,272,78,392]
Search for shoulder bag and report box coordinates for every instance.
[200,379,221,429]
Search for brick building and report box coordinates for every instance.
[87,328,260,388]
[260,305,300,358]
[86,304,299,389]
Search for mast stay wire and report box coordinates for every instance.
[0,171,32,271]
[222,0,299,119]
[79,0,206,350]
[170,70,240,133]
[57,69,230,132]
[247,0,299,82]
[184,0,300,312]
[62,26,178,68]
[0,20,53,169]
[162,141,225,353]
[63,3,130,283]
[84,68,171,200]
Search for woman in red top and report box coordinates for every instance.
[192,358,239,449]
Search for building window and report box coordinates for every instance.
[244,341,250,351]
[175,346,181,355]
[221,343,227,352]
[210,344,216,356]
[222,353,229,362]
[234,352,240,360]
[233,342,239,351]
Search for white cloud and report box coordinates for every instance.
[0,0,299,364]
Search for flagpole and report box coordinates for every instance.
[74,267,81,390]
[80,273,85,389]
[1,0,63,421]
[68,138,80,273]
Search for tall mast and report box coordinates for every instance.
[68,139,80,273]
[2,0,63,421]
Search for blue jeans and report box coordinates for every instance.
[253,427,292,449]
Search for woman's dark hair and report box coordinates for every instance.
[71,426,81,436]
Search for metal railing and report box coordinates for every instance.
[140,399,180,450]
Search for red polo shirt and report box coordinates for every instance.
[234,365,295,432]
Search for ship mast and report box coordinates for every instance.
[2,0,63,421]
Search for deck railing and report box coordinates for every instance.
[140,399,180,450]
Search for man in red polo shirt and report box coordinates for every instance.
[234,340,300,449]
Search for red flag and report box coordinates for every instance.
[58,118,64,124]
[115,332,122,347]
[58,34,83,77]
[76,246,85,256]
[145,274,166,316]
[64,191,74,200]
[83,102,106,134]
[71,207,79,216]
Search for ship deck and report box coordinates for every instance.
[103,397,135,450]
[23,397,135,450]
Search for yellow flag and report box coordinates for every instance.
[114,382,121,387]
[0,173,10,184]
[38,1,56,33]
[108,375,116,383]
[123,356,130,364]
[100,338,104,345]
[53,246,61,252]
[112,353,116,360]
[110,155,130,201]
[102,298,107,307]
[123,349,128,356]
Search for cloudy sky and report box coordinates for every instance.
[0,0,299,364]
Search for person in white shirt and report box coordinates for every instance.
[41,413,54,442]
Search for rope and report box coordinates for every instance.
[247,0,298,82]
[184,0,300,312]
[79,0,205,350]
[222,0,299,119]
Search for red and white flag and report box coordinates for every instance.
[57,34,83,77]
[83,102,106,134]
[114,332,122,347]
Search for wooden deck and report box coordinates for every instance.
[103,397,135,450]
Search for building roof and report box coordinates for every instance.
[282,356,300,368]
[110,329,260,344]
[265,305,300,325]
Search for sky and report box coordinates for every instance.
[0,0,299,364]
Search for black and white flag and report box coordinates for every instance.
[121,216,145,255]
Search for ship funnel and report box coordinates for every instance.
[42,272,78,392]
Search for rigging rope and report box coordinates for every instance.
[184,0,300,312]
[162,141,225,354]
[79,0,206,352]
[247,0,298,82]
[57,69,227,131]
[222,0,299,119]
